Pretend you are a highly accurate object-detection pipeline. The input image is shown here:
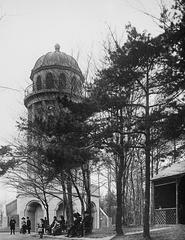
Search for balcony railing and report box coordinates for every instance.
[24,84,61,98]
[24,84,83,103]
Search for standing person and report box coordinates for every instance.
[82,211,93,236]
[9,217,16,235]
[26,216,31,234]
[59,215,66,233]
[20,217,27,234]
[43,217,49,234]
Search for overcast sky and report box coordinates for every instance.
[0,0,172,203]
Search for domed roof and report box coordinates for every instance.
[31,44,82,79]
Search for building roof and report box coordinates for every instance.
[31,44,81,78]
[152,160,185,181]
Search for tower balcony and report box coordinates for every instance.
[24,83,83,108]
[24,84,61,97]
[24,84,60,107]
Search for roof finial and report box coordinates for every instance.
[55,43,60,52]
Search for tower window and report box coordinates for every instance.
[46,72,54,89]
[71,76,77,92]
[36,75,42,91]
[59,73,66,90]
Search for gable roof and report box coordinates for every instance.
[152,160,185,181]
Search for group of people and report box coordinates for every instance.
[36,215,66,237]
[10,211,92,237]
[66,211,93,238]
[48,215,67,236]
[20,216,31,234]
[9,216,31,235]
[40,211,92,237]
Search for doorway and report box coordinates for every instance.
[25,201,44,231]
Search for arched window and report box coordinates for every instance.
[36,75,42,91]
[71,76,77,92]
[59,73,66,90]
[46,72,54,89]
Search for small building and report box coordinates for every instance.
[6,184,100,231]
[152,161,185,224]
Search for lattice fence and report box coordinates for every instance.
[155,208,176,224]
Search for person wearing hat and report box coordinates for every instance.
[9,217,16,235]
[20,217,27,234]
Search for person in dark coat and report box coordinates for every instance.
[82,211,93,236]
[66,212,82,237]
[43,217,49,233]
[26,216,31,234]
[9,217,16,235]
[59,215,66,233]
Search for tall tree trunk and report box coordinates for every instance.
[122,174,126,225]
[42,189,50,223]
[67,174,74,226]
[82,163,92,233]
[116,172,123,234]
[115,155,124,235]
[155,146,159,175]
[140,157,144,226]
[69,169,85,217]
[61,174,71,225]
[130,164,136,225]
[143,69,151,240]
[173,138,176,163]
[45,202,50,224]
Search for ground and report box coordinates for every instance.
[0,233,36,240]
[0,225,185,240]
[113,225,185,240]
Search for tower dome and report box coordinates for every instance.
[24,45,84,109]
[30,44,82,79]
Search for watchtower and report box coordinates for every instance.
[24,44,84,121]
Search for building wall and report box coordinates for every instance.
[16,190,100,231]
